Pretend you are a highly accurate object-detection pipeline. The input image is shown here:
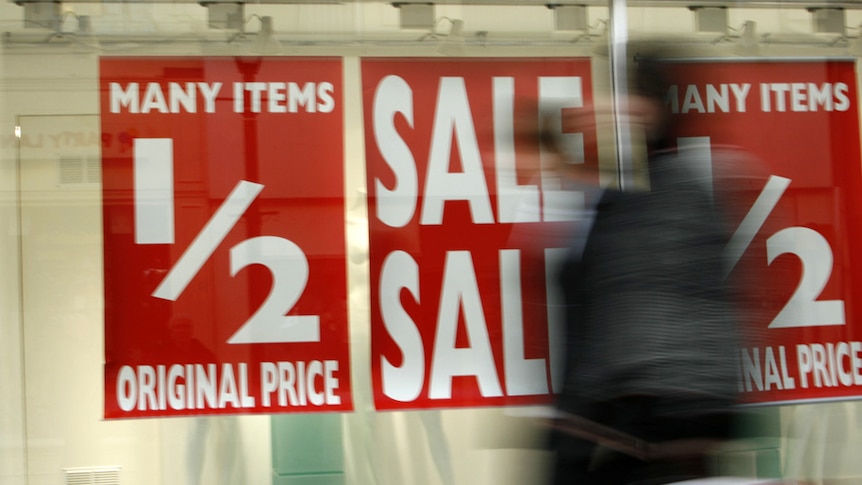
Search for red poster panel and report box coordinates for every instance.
[101,57,351,418]
[667,59,862,406]
[362,58,597,410]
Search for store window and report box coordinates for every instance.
[4,2,862,485]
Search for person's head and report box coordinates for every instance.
[629,44,678,152]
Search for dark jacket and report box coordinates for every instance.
[556,152,739,422]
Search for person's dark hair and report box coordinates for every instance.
[633,53,669,102]
[632,45,678,153]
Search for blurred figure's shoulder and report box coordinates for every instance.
[708,144,771,187]
[648,144,772,208]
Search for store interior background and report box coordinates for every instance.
[3,1,862,484]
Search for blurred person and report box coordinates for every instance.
[547,46,744,485]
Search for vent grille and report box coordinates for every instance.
[59,156,101,185]
[63,466,120,485]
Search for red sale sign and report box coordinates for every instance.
[666,59,862,405]
[362,58,597,410]
[101,57,352,418]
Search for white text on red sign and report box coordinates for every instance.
[109,81,336,114]
[370,73,587,403]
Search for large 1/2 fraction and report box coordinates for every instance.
[133,138,320,344]
[680,136,846,329]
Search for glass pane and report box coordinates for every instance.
[624,3,862,482]
[5,2,788,485]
